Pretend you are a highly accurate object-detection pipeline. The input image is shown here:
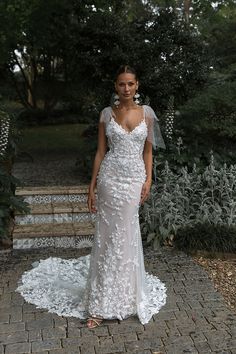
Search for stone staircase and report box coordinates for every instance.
[13,186,96,249]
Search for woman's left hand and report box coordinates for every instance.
[140,180,151,205]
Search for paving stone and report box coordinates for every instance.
[208,338,236,351]
[0,322,25,333]
[28,329,42,341]
[0,331,28,344]
[62,336,99,347]
[95,341,125,353]
[35,312,54,321]
[67,326,81,338]
[22,313,35,322]
[98,335,113,346]
[126,351,152,354]
[23,303,40,313]
[125,338,163,351]
[108,323,144,335]
[204,329,231,342]
[10,307,23,322]
[0,311,9,323]
[11,292,24,306]
[5,341,31,354]
[53,317,67,328]
[138,328,167,340]
[165,328,181,337]
[42,327,66,340]
[153,311,176,321]
[2,244,236,354]
[189,330,207,343]
[26,317,53,330]
[112,333,137,343]
[162,334,194,347]
[81,325,109,337]
[31,339,62,352]
[49,350,80,354]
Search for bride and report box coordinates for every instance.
[16,65,167,330]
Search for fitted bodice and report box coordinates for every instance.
[97,107,148,184]
[106,114,148,157]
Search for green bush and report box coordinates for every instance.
[140,152,236,250]
[0,106,29,244]
[174,223,236,253]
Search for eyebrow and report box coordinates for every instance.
[118,81,135,84]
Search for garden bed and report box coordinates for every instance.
[192,251,236,311]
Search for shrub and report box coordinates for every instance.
[140,152,236,251]
[0,106,29,245]
[174,223,236,253]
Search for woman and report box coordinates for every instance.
[86,65,167,328]
[16,65,167,329]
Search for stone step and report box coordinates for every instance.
[16,185,95,205]
[13,222,95,249]
[14,201,96,225]
[13,185,95,250]
[15,185,91,196]
[15,201,89,215]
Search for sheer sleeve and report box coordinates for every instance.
[99,107,111,124]
[144,105,166,150]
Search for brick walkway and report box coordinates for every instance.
[0,245,236,354]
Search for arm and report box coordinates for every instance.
[140,139,153,205]
[87,121,107,213]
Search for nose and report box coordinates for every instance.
[124,84,130,92]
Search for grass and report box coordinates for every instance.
[18,123,90,156]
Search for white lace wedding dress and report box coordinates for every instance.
[16,105,167,325]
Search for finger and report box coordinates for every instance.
[140,194,146,204]
[91,198,97,213]
[141,193,148,204]
[88,199,92,213]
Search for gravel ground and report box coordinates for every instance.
[193,254,236,311]
[13,153,89,186]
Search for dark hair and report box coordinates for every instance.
[115,65,138,81]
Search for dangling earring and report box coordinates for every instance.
[114,94,120,107]
[134,92,140,105]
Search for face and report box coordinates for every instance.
[115,73,139,102]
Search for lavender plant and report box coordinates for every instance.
[141,151,236,250]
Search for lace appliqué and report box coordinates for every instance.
[16,105,167,325]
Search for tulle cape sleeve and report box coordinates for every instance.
[144,105,166,150]
[99,107,111,124]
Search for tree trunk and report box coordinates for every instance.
[184,0,191,24]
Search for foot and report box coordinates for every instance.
[87,316,103,328]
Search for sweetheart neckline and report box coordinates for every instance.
[110,116,147,134]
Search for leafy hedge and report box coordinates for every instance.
[0,107,29,244]
[140,152,236,252]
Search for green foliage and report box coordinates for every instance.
[0,106,29,243]
[174,223,236,253]
[0,165,29,240]
[0,0,209,119]
[140,153,236,250]
[175,80,236,166]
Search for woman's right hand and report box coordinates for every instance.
[87,188,97,213]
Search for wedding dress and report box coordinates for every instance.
[16,105,167,325]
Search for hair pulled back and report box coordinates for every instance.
[115,65,138,82]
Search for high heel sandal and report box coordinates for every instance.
[87,317,103,328]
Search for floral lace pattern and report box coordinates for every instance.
[16,105,167,324]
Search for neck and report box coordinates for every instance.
[118,100,137,110]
